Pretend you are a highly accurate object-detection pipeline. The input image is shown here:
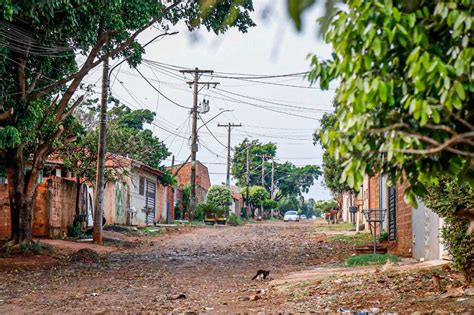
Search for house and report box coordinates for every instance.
[0,155,174,240]
[103,156,174,226]
[169,160,211,206]
[345,173,446,260]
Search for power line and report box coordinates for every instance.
[135,67,191,109]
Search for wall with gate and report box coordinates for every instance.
[0,177,81,239]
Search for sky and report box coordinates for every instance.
[86,1,335,201]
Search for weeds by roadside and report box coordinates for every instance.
[328,233,372,246]
[345,254,400,267]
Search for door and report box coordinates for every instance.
[145,180,156,226]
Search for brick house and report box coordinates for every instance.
[343,174,446,260]
[0,155,174,240]
[169,160,211,206]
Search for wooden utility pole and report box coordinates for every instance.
[179,68,219,219]
[93,56,109,244]
[218,123,242,188]
[270,158,275,199]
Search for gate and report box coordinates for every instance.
[387,186,397,241]
[145,180,156,226]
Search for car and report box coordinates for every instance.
[300,214,307,220]
[284,211,299,222]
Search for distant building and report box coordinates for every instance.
[169,160,211,206]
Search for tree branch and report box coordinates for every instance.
[26,71,42,95]
[393,131,474,157]
[444,108,474,131]
[29,1,183,101]
[58,95,85,123]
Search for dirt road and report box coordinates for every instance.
[0,220,471,313]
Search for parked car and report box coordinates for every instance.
[284,211,299,222]
[300,214,307,220]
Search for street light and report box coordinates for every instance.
[197,109,233,132]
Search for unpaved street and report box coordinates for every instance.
[0,221,471,313]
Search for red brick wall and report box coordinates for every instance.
[390,183,412,256]
[0,177,78,239]
[171,161,211,196]
[0,184,11,240]
[369,176,379,210]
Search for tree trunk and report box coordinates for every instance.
[5,145,42,244]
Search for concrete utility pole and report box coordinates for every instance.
[260,154,270,218]
[245,145,250,217]
[93,56,109,244]
[218,123,242,188]
[180,68,219,219]
[270,157,275,219]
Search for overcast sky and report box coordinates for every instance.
[86,1,335,201]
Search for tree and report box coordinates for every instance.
[206,185,232,210]
[60,102,171,214]
[232,138,321,200]
[0,1,255,244]
[303,1,473,213]
[424,178,474,282]
[248,185,270,216]
[277,195,299,216]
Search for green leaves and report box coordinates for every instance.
[373,38,382,57]
[302,0,473,204]
[287,0,316,31]
[454,81,466,100]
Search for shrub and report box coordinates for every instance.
[215,207,226,218]
[228,213,242,226]
[424,178,474,283]
[345,254,400,267]
[379,231,389,242]
[67,222,81,238]
[206,186,232,209]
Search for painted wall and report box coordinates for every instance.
[412,201,444,261]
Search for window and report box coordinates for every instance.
[139,176,145,196]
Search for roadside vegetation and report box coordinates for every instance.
[345,254,400,267]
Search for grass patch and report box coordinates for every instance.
[328,233,372,246]
[141,227,161,236]
[345,254,400,267]
[317,222,355,232]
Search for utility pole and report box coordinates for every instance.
[93,56,109,244]
[270,157,275,219]
[260,154,270,218]
[246,145,250,218]
[180,68,219,219]
[218,123,242,188]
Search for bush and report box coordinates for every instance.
[379,231,389,242]
[228,213,242,226]
[345,254,400,267]
[67,222,81,238]
[206,186,232,209]
[424,178,474,283]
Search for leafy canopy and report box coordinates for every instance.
[306,0,473,205]
[232,138,321,200]
[206,185,233,209]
